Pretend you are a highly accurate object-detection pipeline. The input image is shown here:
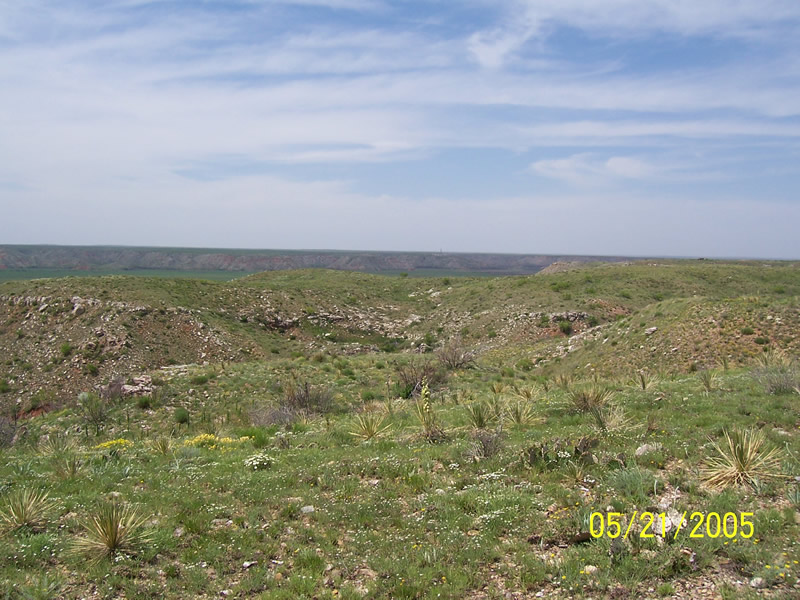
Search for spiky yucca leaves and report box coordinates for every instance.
[555,373,572,390]
[755,347,791,369]
[74,502,152,560]
[568,384,613,413]
[489,382,506,397]
[350,413,391,442]
[149,436,173,456]
[512,385,537,402]
[698,369,717,393]
[506,402,542,427]
[700,428,786,490]
[464,402,495,429]
[632,371,659,391]
[0,488,56,532]
[589,404,632,434]
[38,433,76,456]
[50,454,82,480]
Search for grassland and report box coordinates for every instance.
[1,260,799,599]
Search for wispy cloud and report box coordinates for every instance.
[0,0,798,256]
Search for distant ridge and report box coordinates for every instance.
[0,245,634,276]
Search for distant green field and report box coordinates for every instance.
[0,268,253,282]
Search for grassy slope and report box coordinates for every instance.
[1,260,800,598]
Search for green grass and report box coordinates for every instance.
[1,259,800,597]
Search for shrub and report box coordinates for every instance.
[506,402,540,427]
[59,343,72,357]
[700,427,785,490]
[77,392,107,435]
[741,327,754,335]
[174,407,190,425]
[74,502,152,560]
[466,427,504,462]
[752,363,799,395]
[0,379,11,394]
[436,336,476,370]
[282,379,333,415]
[558,320,572,336]
[393,360,445,398]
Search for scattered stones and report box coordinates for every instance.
[645,327,658,335]
[750,576,765,589]
[634,443,663,457]
[242,561,257,569]
[301,505,315,514]
[584,565,598,575]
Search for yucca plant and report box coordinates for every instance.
[555,373,572,390]
[700,427,786,490]
[513,386,537,402]
[755,347,791,368]
[50,454,82,480]
[489,382,506,397]
[568,384,613,413]
[464,402,495,429]
[38,433,76,456]
[0,488,56,532]
[414,380,446,442]
[633,370,658,391]
[350,413,391,442]
[698,369,717,393]
[74,502,152,560]
[590,404,631,434]
[149,436,173,456]
[506,402,541,427]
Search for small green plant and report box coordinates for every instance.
[350,413,391,442]
[700,427,786,490]
[174,407,190,425]
[558,320,572,335]
[77,391,107,435]
[74,502,152,560]
[0,488,56,532]
[60,342,73,357]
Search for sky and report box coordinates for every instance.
[1,0,800,258]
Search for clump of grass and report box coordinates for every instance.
[568,384,613,413]
[0,488,56,532]
[555,373,572,390]
[698,369,717,393]
[350,413,391,442]
[700,427,786,490]
[464,402,495,429]
[74,502,152,560]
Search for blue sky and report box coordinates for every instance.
[1,0,800,257]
